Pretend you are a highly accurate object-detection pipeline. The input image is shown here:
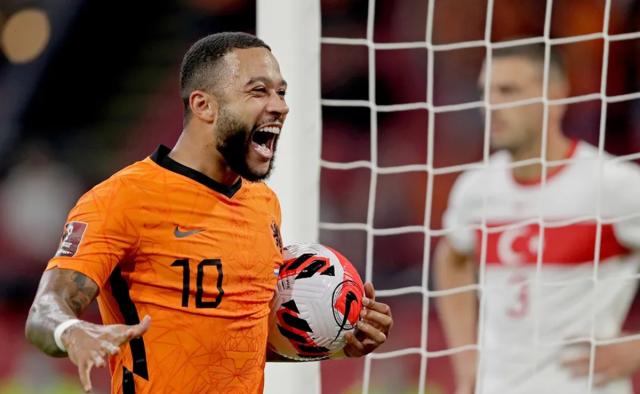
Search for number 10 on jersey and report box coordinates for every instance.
[171,259,224,308]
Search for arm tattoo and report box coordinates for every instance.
[68,271,98,315]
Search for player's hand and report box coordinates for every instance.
[344,282,393,357]
[62,315,151,392]
[561,339,640,387]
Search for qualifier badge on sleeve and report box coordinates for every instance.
[55,221,88,257]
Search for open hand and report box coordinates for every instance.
[62,315,151,392]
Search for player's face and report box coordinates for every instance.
[215,47,289,181]
[478,57,544,152]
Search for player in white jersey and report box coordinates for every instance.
[435,43,640,394]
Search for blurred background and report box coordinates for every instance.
[2,0,640,393]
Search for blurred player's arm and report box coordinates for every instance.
[434,238,477,394]
[562,339,640,387]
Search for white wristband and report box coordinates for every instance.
[53,319,81,352]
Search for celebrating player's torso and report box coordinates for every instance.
[444,140,640,394]
[47,145,284,394]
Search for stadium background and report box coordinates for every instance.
[1,0,640,393]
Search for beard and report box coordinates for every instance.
[216,107,275,182]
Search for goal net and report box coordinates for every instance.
[260,0,640,393]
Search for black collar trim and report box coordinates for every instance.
[150,145,242,198]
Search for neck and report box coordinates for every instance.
[168,126,240,186]
[510,125,573,183]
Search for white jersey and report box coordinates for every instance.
[444,141,640,394]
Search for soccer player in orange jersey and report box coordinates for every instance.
[25,32,393,394]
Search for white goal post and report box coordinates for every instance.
[258,1,323,393]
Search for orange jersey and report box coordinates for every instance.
[47,145,284,394]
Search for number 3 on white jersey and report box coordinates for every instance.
[505,273,529,319]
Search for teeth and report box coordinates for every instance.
[257,126,281,135]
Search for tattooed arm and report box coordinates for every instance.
[25,268,98,356]
[25,268,150,392]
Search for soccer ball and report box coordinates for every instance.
[268,243,365,360]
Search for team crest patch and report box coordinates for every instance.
[271,220,283,253]
[55,221,88,257]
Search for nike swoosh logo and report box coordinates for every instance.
[174,226,204,238]
[332,290,358,344]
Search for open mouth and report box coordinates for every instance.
[250,125,280,160]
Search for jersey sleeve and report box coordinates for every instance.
[46,177,139,288]
[442,171,477,255]
[603,160,640,250]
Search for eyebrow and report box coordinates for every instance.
[245,77,288,89]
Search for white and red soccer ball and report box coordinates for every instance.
[268,243,365,360]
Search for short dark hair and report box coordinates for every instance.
[492,42,567,82]
[179,32,271,116]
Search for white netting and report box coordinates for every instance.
[317,0,640,393]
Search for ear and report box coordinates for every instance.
[189,90,218,123]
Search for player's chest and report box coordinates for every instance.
[469,180,628,266]
[136,199,282,275]
[468,177,598,222]
[130,198,282,310]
